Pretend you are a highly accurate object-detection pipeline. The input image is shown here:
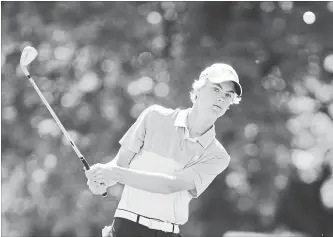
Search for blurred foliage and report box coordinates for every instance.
[1,2,333,237]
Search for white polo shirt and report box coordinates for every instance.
[115,105,230,225]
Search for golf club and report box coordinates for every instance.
[20,46,108,197]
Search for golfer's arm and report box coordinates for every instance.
[106,146,136,168]
[111,166,195,194]
[104,146,194,194]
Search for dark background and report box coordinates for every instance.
[2,2,333,237]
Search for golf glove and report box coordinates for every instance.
[87,178,107,195]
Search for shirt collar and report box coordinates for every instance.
[174,108,216,149]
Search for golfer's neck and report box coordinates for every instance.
[187,106,216,136]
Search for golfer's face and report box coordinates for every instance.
[197,80,235,117]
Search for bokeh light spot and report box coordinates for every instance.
[323,54,333,73]
[164,9,177,21]
[2,106,17,122]
[291,149,318,171]
[78,72,100,93]
[226,172,247,189]
[244,123,259,140]
[138,52,153,65]
[147,11,162,24]
[259,202,275,216]
[52,29,68,42]
[38,119,61,137]
[292,130,315,149]
[260,2,275,13]
[152,36,166,51]
[101,60,116,73]
[44,154,57,169]
[61,92,82,108]
[303,11,316,24]
[320,179,333,208]
[298,168,319,184]
[154,82,169,97]
[328,2,333,12]
[102,104,118,121]
[288,96,317,114]
[127,76,154,96]
[80,136,92,149]
[278,1,293,13]
[54,46,73,61]
[32,169,47,184]
[310,112,332,136]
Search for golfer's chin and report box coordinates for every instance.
[212,105,227,118]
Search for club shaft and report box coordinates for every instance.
[21,66,107,197]
[28,75,84,159]
[23,69,90,168]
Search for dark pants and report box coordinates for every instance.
[105,217,183,237]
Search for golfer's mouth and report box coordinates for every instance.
[213,104,222,109]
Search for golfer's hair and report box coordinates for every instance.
[190,77,207,104]
[189,77,242,105]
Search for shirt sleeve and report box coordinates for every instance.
[184,151,230,198]
[119,106,154,153]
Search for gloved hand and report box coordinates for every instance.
[85,163,117,195]
[87,179,107,195]
[87,179,108,195]
[84,163,106,195]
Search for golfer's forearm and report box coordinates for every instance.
[107,156,128,168]
[112,166,175,194]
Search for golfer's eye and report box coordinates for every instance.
[225,93,232,98]
[213,87,220,92]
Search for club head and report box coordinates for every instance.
[20,46,38,67]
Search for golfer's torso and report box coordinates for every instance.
[117,107,206,225]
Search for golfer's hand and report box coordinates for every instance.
[86,163,117,187]
[89,163,118,187]
[87,179,107,195]
[84,163,106,195]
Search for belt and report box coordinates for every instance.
[114,209,180,234]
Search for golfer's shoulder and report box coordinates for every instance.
[145,104,177,118]
[209,139,231,161]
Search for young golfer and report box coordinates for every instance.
[85,63,243,237]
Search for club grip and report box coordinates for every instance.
[80,156,91,170]
[80,156,108,197]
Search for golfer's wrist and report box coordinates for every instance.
[106,179,118,187]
